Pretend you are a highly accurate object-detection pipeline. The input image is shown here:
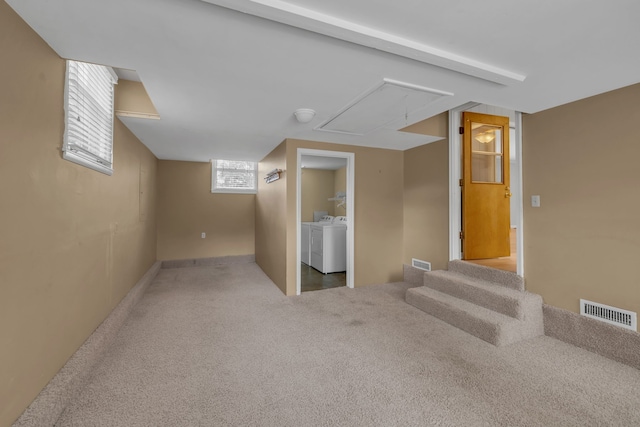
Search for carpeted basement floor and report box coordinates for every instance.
[57,263,640,426]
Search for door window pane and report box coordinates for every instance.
[472,123,502,153]
[472,154,503,183]
[471,122,503,183]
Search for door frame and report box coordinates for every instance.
[296,148,355,295]
[448,104,525,276]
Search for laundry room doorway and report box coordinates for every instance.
[296,149,355,295]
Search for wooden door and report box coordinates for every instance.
[462,112,511,260]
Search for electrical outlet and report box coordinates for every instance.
[201,232,206,238]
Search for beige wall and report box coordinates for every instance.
[284,139,405,295]
[333,166,347,216]
[403,139,450,270]
[301,168,335,221]
[401,112,448,138]
[257,137,435,296]
[255,141,288,293]
[114,80,160,120]
[401,112,450,271]
[0,4,158,425]
[523,83,640,315]
[156,161,255,260]
[257,146,369,297]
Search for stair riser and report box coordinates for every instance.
[448,261,524,292]
[424,274,524,320]
[406,288,544,347]
[407,289,503,346]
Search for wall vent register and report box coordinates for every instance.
[580,299,637,331]
[412,258,432,272]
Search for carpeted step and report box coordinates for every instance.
[406,286,543,346]
[448,260,524,291]
[423,270,542,320]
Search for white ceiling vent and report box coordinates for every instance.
[316,79,453,136]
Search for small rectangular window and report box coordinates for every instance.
[211,159,257,194]
[63,60,117,175]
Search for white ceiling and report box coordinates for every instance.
[7,0,640,162]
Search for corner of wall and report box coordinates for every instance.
[402,139,450,272]
[255,140,289,294]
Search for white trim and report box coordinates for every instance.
[210,188,258,194]
[514,112,525,277]
[107,66,119,84]
[201,0,526,85]
[448,102,478,261]
[296,148,355,295]
[62,150,114,176]
[115,111,160,120]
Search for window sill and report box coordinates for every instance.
[211,188,257,194]
[63,150,113,176]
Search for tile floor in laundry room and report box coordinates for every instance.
[300,263,346,292]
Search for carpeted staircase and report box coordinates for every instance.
[406,260,543,346]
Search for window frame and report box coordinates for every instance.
[62,60,118,175]
[211,159,258,194]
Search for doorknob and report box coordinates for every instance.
[505,186,512,198]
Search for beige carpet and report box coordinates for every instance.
[56,263,640,426]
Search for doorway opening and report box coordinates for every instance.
[296,149,355,295]
[466,228,517,272]
[448,104,524,276]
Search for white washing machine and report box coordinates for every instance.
[301,215,334,265]
[310,216,347,274]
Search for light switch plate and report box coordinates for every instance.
[531,195,541,207]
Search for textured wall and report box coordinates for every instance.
[0,4,158,424]
[523,83,640,316]
[156,161,255,261]
[400,112,448,138]
[403,139,450,271]
[301,168,335,221]
[255,141,288,293]
[114,80,159,118]
[333,166,347,216]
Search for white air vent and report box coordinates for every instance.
[411,258,431,272]
[316,78,453,136]
[580,299,637,331]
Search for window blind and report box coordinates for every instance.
[211,160,257,193]
[63,60,117,175]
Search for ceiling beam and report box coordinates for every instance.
[201,0,526,85]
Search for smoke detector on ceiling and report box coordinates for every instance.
[294,108,316,123]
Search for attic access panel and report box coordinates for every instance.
[316,78,453,136]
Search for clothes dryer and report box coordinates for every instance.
[301,215,334,265]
